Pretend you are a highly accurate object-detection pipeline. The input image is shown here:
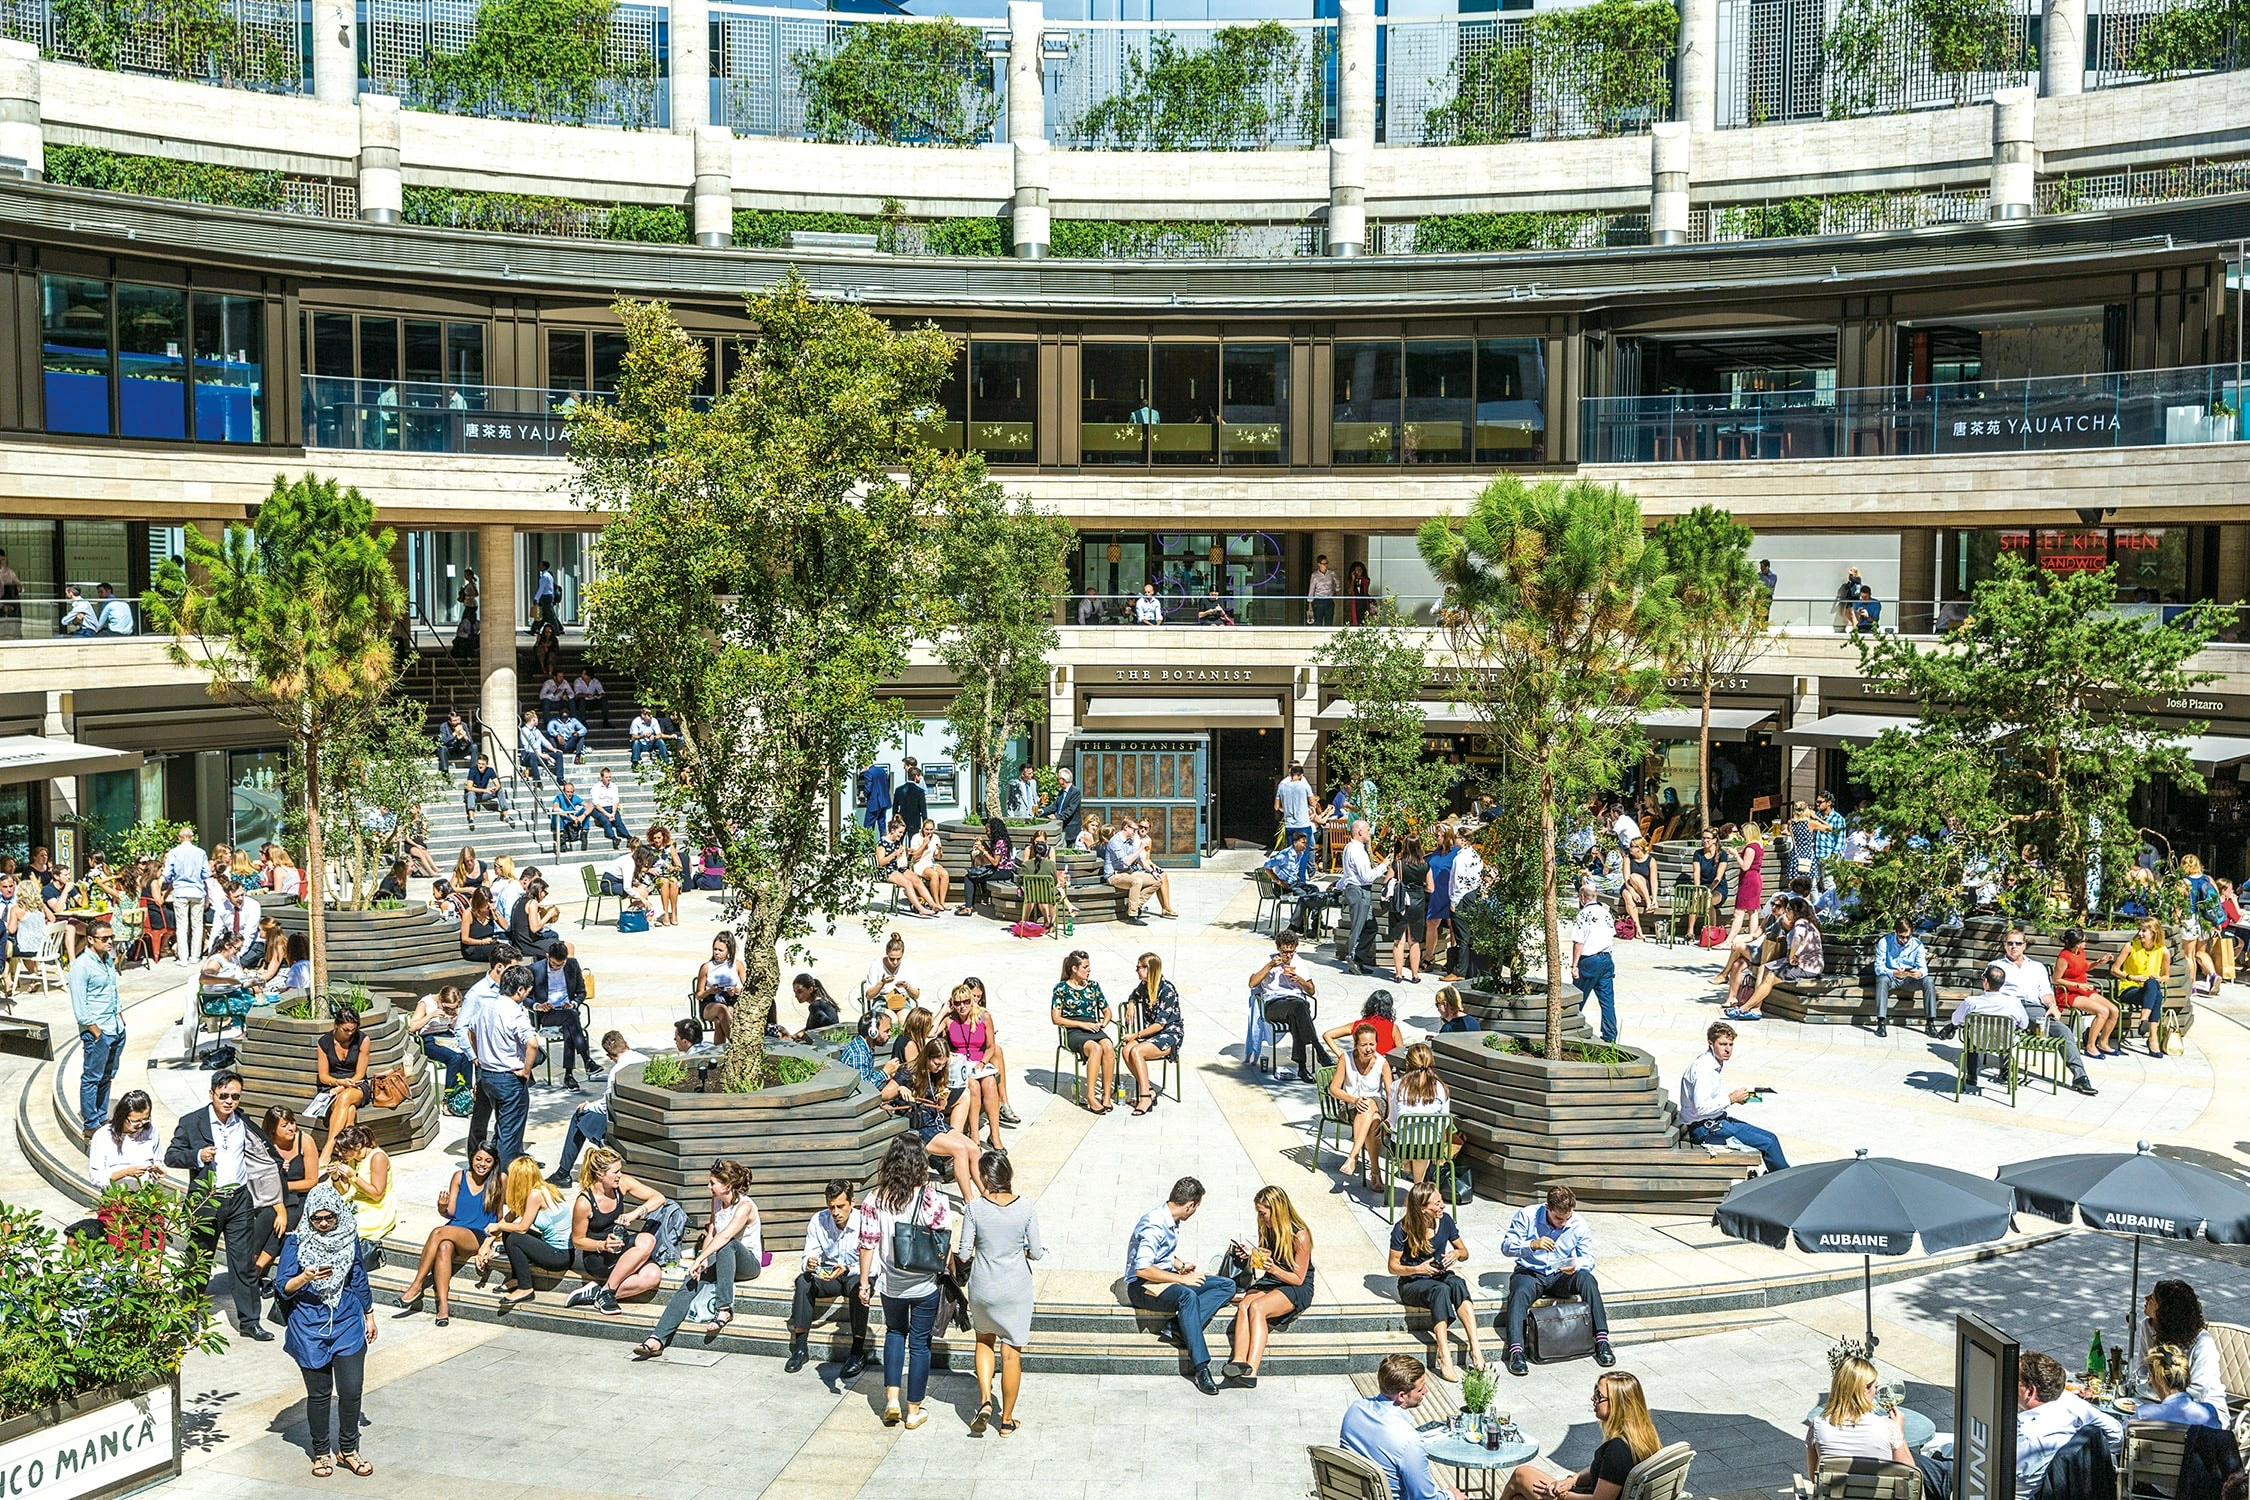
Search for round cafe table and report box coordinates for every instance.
[1422,1427,1540,1500]
[1802,1402,1937,1449]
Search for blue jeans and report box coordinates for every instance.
[631,739,670,769]
[589,807,628,843]
[1134,1277,1235,1371]
[419,1035,473,1094]
[80,1025,126,1133]
[881,1289,941,1402]
[555,1104,608,1180]
[1575,951,1618,1041]
[2121,977,2164,1036]
[464,785,509,818]
[1687,1116,1789,1174]
[472,1067,531,1166]
[550,729,585,757]
[552,814,591,849]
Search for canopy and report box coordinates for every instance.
[1314,699,1480,731]
[0,735,143,787]
[1638,708,1776,742]
[2177,734,2250,773]
[1777,713,1920,749]
[1080,696,1284,731]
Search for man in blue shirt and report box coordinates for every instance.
[1872,916,1937,1037]
[544,708,587,764]
[462,754,511,829]
[1339,1354,1462,1500]
[159,825,211,963]
[69,919,125,1131]
[551,781,592,851]
[94,582,134,635]
[519,710,564,790]
[1498,1185,1614,1376]
[1125,1176,1231,1395]
[1263,829,1328,933]
[1811,791,1846,877]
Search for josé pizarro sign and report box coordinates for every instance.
[0,1380,179,1500]
[1952,1315,2020,1500]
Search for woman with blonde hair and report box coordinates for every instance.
[450,845,484,895]
[1120,952,1183,1117]
[908,818,950,909]
[2180,854,2223,995]
[1726,824,1767,944]
[482,1154,572,1305]
[1220,1185,1313,1388]
[2138,1342,2226,1428]
[1805,1354,1910,1472]
[2107,915,2172,1057]
[564,1145,667,1315]
[1503,1370,1663,1500]
[1386,1042,1451,1185]
[1388,1179,1484,1379]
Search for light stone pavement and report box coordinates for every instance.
[7,855,2249,1498]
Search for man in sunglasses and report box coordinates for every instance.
[69,920,125,1132]
[1945,930,2098,1097]
[165,1068,279,1338]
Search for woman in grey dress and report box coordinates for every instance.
[953,1148,1044,1435]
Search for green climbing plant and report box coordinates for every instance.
[1070,21,1327,149]
[1918,0,2019,79]
[44,144,287,208]
[51,0,296,86]
[1048,220,1238,257]
[1410,210,1598,253]
[2127,0,2250,76]
[792,18,999,146]
[1821,0,1908,115]
[1420,0,1673,144]
[408,0,656,127]
[404,185,686,242]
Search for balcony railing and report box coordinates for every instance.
[302,378,590,455]
[0,593,142,640]
[1582,365,2250,465]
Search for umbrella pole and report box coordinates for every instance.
[2126,1235,2142,1368]
[1865,1255,1878,1352]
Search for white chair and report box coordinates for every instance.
[1621,1442,1697,1500]
[20,918,64,996]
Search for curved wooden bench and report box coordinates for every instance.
[234,1003,440,1152]
[268,900,484,1006]
[988,878,1132,925]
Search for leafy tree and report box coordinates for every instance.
[1418,475,1675,1058]
[1314,596,1460,842]
[1649,506,1767,831]
[794,19,999,146]
[1847,555,2221,921]
[1821,0,1909,116]
[567,274,972,1094]
[2128,0,2250,77]
[938,489,1075,820]
[54,0,295,86]
[144,475,404,996]
[1071,21,1325,150]
[284,696,443,911]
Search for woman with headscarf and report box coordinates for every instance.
[274,1181,377,1477]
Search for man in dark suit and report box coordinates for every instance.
[164,1069,274,1339]
[892,759,928,840]
[1053,766,1083,849]
[532,941,597,1090]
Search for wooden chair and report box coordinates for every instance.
[578,863,612,929]
[2120,1419,2194,1499]
[1621,1442,1697,1500]
[1308,1444,1391,1500]
[1796,1457,1924,1500]
[2208,1320,2250,1413]
[1954,1011,2026,1104]
[1383,1111,1460,1222]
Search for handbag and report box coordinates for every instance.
[1525,1297,1598,1363]
[1699,925,1727,948]
[1613,917,1637,941]
[890,1191,949,1276]
[618,909,651,934]
[368,1068,411,1110]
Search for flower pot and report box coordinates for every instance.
[0,1374,180,1500]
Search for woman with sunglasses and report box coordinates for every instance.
[1500,1371,1662,1500]
[274,1181,378,1478]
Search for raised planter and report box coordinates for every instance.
[606,1044,906,1242]
[234,1002,440,1153]
[268,898,481,1007]
[0,1374,180,1500]
[1460,985,1593,1042]
[934,818,1063,879]
[1428,1032,1751,1212]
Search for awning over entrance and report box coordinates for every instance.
[1081,696,1285,731]
[2178,734,2250,773]
[1638,708,1776,742]
[1777,713,1920,749]
[1314,699,1480,731]
[0,735,143,787]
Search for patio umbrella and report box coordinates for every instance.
[1715,1148,2019,1351]
[1996,1140,2250,1365]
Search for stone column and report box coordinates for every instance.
[1990,86,2035,220]
[0,41,41,179]
[671,0,709,131]
[2041,0,2085,97]
[1007,0,1044,143]
[692,126,732,246]
[477,524,519,764]
[1676,0,1716,131]
[312,0,356,107]
[1310,529,1347,578]
[1788,677,1820,809]
[1047,665,1075,766]
[1650,121,1689,245]
[357,95,403,224]
[1336,0,1375,143]
[1328,139,1366,258]
[1012,139,1051,258]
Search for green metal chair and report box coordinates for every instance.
[1015,868,1062,935]
[1383,1111,1461,1222]
[1114,996,1182,1104]
[1668,883,1711,946]
[1250,867,1284,935]
[1054,1024,1115,1105]
[1953,1011,2030,1104]
[578,862,612,928]
[1311,1064,1354,1172]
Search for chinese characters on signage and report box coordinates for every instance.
[463,417,569,456]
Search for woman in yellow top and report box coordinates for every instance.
[2107,917,2170,1059]
[328,1123,400,1253]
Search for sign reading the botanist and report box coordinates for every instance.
[0,1379,179,1500]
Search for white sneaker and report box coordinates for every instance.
[564,1282,602,1309]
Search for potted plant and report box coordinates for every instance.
[1460,1366,1499,1437]
[0,1187,220,1500]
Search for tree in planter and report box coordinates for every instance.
[284,696,443,911]
[568,274,973,1094]
[144,475,404,996]
[1072,21,1326,150]
[937,487,1075,820]
[95,816,195,870]
[1649,506,1767,832]
[794,19,1000,146]
[1313,596,1460,842]
[1848,555,2221,920]
[1418,475,1675,1059]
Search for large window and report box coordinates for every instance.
[546,328,627,394]
[302,312,490,449]
[1081,340,1289,466]
[193,294,265,442]
[41,277,113,436]
[1334,337,1545,464]
[925,341,1036,464]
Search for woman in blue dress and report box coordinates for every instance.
[274,1181,377,1477]
[1425,824,1460,977]
[1120,952,1184,1116]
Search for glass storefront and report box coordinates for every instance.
[1333,337,1546,464]
[1075,531,1293,623]
[230,749,287,850]
[408,530,479,626]
[1081,341,1290,466]
[521,533,596,627]
[925,341,1038,464]
[43,275,265,442]
[0,783,31,866]
[1951,527,2194,605]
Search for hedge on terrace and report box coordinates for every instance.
[44,144,287,209]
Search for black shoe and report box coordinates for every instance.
[784,1347,808,1374]
[1935,1023,1958,1041]
[1506,1350,1528,1377]
[2070,1078,2099,1097]
[1595,1342,1617,1368]
[1121,916,1147,926]
[241,1323,275,1342]
[1874,1019,1888,1038]
[1194,1365,1221,1395]
[840,1348,869,1381]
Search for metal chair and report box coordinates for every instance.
[1620,1443,1697,1500]
[1015,868,1062,935]
[1382,1111,1461,1222]
[1310,1063,1355,1171]
[1307,1444,1390,1500]
[1255,989,1318,1075]
[1669,883,1711,946]
[578,863,612,929]
[535,999,592,1086]
[1250,868,1283,935]
[1053,1024,1111,1106]
[1953,1011,2026,1104]
[2120,1419,2194,1500]
[1797,1458,1924,1500]
[1114,995,1181,1104]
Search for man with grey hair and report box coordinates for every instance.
[1336,819,1386,975]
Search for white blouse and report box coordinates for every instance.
[87,1126,164,1192]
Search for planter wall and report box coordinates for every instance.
[235,1003,440,1153]
[607,1046,906,1240]
[269,900,481,1006]
[1461,985,1593,1042]
[0,1374,180,1500]
[1429,1033,1751,1212]
[934,819,1064,880]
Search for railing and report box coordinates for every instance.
[1582,365,2250,465]
[1060,592,1445,628]
[1381,14,1668,145]
[302,378,588,455]
[711,5,1003,143]
[2086,0,2250,87]
[1050,18,1334,150]
[0,0,309,93]
[0,592,141,640]
[360,0,667,128]
[2039,160,2250,214]
[1715,0,2036,126]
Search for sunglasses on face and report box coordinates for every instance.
[215,1091,242,1101]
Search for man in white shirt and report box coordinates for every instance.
[220,878,264,967]
[94,582,134,635]
[572,668,608,726]
[585,768,629,847]
[552,1029,644,1185]
[1610,801,1642,851]
[1949,947,2097,1097]
[1915,1351,2119,1500]
[159,826,211,963]
[1676,1020,1789,1173]
[1103,820,1159,925]
[1340,1355,1462,1500]
[464,962,541,1167]
[629,711,672,769]
[533,560,559,627]
[519,709,564,789]
[1336,821,1387,975]
[1004,764,1043,821]
[1250,930,1329,1081]
[1132,583,1164,626]
[1568,880,1620,1042]
[163,1069,272,1336]
[784,1180,871,1378]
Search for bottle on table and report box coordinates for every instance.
[2088,1330,2104,1379]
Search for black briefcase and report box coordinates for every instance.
[1525,1298,1597,1364]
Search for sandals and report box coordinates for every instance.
[338,1456,373,1478]
[998,1419,1020,1435]
[971,1403,992,1435]
[633,1338,666,1360]
[706,1308,734,1335]
[313,1455,335,1478]
[1132,1098,1156,1117]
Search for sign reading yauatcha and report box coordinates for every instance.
[0,1384,176,1500]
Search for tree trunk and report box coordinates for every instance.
[981,676,1001,819]
[717,898,780,1093]
[1698,676,1715,834]
[1540,766,1563,1061]
[303,734,327,997]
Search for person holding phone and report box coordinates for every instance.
[274,1181,377,1478]
[943,982,1007,1148]
[1250,931,1328,1082]
[1389,1180,1486,1380]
